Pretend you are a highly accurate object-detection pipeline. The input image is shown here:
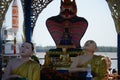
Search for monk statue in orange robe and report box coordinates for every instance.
[46,0,88,48]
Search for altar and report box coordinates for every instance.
[44,45,83,68]
[40,0,89,79]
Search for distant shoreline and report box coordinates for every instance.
[36,46,117,52]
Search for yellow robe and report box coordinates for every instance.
[77,55,108,80]
[11,60,40,80]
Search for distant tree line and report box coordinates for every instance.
[35,46,56,52]
[35,46,117,52]
[97,46,117,52]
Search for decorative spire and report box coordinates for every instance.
[12,0,18,7]
[61,0,76,6]
[12,0,19,35]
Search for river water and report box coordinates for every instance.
[36,52,117,70]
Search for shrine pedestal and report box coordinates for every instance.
[44,45,83,68]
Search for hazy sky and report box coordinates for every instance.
[5,0,117,47]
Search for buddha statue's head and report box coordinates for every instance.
[60,0,77,19]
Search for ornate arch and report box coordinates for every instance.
[106,0,120,74]
[21,0,53,28]
[106,0,120,34]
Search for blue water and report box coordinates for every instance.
[36,52,117,70]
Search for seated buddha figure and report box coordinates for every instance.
[69,40,109,80]
[46,0,88,48]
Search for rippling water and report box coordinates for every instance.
[36,52,117,70]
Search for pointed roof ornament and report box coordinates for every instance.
[61,0,76,5]
[12,0,18,7]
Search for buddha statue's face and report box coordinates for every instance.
[20,42,33,57]
[60,0,77,19]
[83,40,97,53]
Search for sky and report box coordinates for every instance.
[5,0,117,47]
